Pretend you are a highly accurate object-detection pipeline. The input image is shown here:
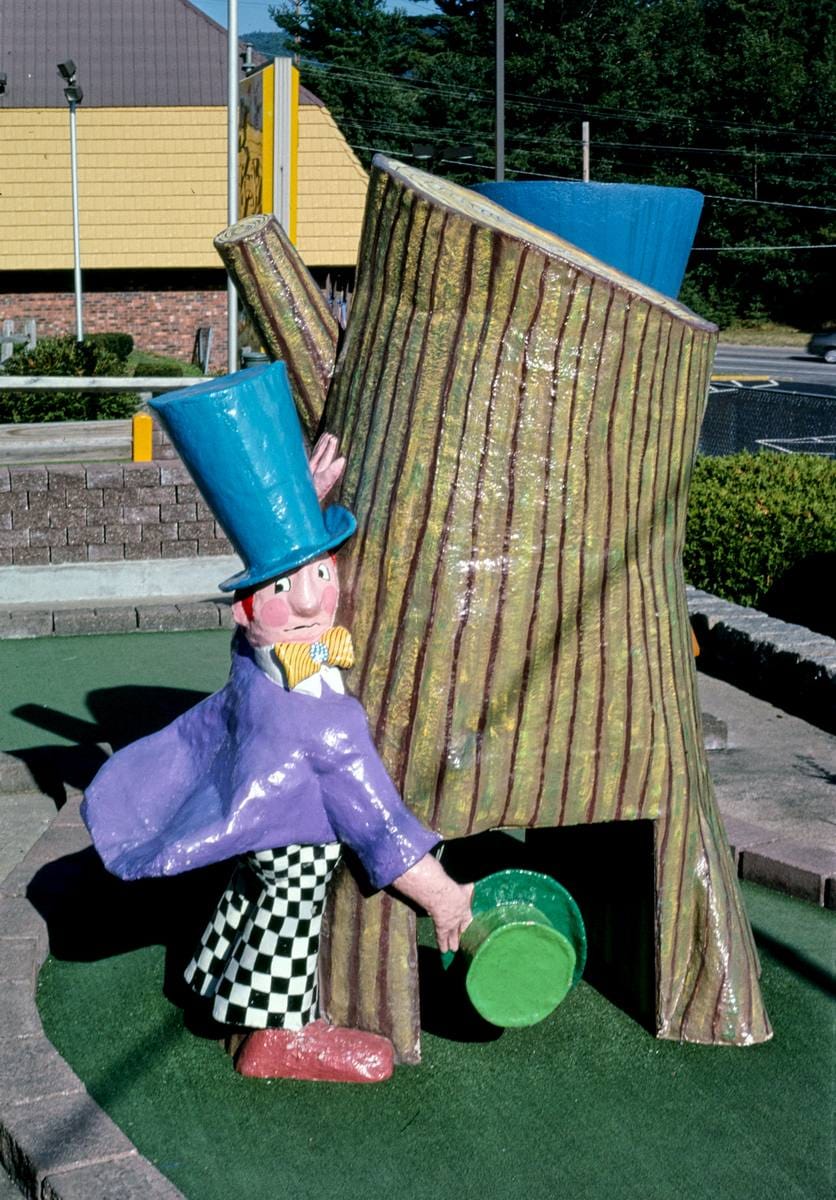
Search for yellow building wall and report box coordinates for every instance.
[0,101,367,273]
[295,105,368,268]
[0,107,226,270]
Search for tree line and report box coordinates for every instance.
[261,0,835,329]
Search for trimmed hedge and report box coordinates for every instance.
[86,332,134,362]
[0,336,138,422]
[685,451,836,637]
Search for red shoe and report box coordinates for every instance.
[234,1020,395,1083]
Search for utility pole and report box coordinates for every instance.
[227,0,239,371]
[495,0,505,182]
[582,120,590,182]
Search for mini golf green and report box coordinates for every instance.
[38,884,834,1200]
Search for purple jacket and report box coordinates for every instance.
[81,636,439,890]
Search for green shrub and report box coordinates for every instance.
[133,360,183,378]
[0,335,138,422]
[86,332,134,362]
[685,451,836,636]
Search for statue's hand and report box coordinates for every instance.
[309,432,346,502]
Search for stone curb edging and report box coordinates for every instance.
[2,597,234,640]
[686,586,836,736]
[0,784,185,1199]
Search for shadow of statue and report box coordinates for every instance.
[8,685,210,803]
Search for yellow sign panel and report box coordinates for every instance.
[238,59,298,239]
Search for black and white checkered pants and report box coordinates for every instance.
[184,842,342,1030]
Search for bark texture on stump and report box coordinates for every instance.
[215,214,338,438]
[216,157,771,1060]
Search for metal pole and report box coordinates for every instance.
[582,120,590,182]
[68,101,83,341]
[227,0,239,371]
[495,0,504,182]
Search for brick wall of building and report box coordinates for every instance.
[0,288,228,364]
[0,461,233,567]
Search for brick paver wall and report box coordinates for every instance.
[0,289,228,364]
[0,462,233,567]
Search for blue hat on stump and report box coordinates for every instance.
[148,361,356,593]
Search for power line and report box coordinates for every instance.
[299,57,836,145]
[692,244,836,252]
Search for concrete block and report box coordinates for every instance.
[59,607,139,637]
[13,548,50,566]
[85,465,124,489]
[720,816,778,866]
[122,506,161,526]
[0,1035,85,1108]
[0,513,10,532]
[160,503,196,524]
[50,547,88,566]
[87,545,124,563]
[122,463,161,487]
[29,528,68,548]
[0,981,42,1036]
[158,521,180,542]
[0,551,10,566]
[125,541,161,560]
[198,539,232,557]
[161,541,198,559]
[105,524,143,546]
[0,1090,137,1193]
[0,530,29,549]
[175,484,199,502]
[217,601,235,629]
[4,609,53,638]
[9,467,47,493]
[740,840,836,905]
[178,521,214,542]
[47,466,85,490]
[136,605,185,632]
[41,1155,186,1200]
[159,461,191,486]
[174,602,222,630]
[0,469,9,493]
[0,938,39,986]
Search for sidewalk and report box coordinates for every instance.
[1,632,834,1197]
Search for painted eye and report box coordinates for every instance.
[316,564,331,581]
[274,577,291,593]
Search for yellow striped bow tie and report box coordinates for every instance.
[273,626,355,690]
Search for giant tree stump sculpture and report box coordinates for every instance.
[215,157,771,1061]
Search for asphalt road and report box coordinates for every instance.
[713,343,836,388]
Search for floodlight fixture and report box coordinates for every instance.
[57,59,77,82]
[0,73,7,96]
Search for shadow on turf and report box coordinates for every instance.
[751,926,836,998]
[9,686,209,804]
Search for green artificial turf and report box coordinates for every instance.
[38,883,834,1200]
[0,629,231,753]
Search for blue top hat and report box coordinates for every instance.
[149,361,356,593]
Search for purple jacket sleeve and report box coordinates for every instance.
[316,695,441,890]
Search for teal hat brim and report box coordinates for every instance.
[218,505,357,593]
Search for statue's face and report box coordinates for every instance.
[232,554,340,647]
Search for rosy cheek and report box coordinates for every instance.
[321,584,338,616]
[258,596,291,627]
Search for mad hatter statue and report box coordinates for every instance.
[81,362,473,1083]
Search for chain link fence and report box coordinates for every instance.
[699,385,836,458]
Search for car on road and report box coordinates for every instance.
[807,329,836,363]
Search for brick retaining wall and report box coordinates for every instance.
[0,289,228,364]
[0,461,232,567]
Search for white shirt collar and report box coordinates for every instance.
[252,644,345,696]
